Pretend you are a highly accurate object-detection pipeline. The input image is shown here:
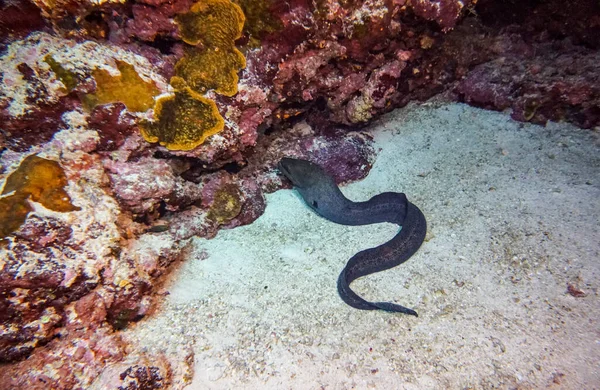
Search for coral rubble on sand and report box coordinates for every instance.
[0,0,598,387]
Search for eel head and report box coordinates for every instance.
[278,157,326,189]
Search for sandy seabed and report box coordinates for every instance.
[123,102,600,389]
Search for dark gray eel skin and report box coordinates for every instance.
[278,157,427,316]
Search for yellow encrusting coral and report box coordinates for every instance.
[174,0,246,97]
[0,155,80,239]
[83,60,159,112]
[206,183,243,224]
[139,87,225,151]
[141,0,246,151]
[174,46,246,97]
[176,0,245,47]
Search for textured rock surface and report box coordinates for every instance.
[452,0,600,129]
[0,0,598,387]
[0,0,47,50]
[455,40,600,129]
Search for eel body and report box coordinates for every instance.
[278,157,426,316]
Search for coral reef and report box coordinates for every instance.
[0,32,168,151]
[0,123,187,380]
[1,0,598,387]
[0,290,175,389]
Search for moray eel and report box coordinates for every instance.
[278,157,426,316]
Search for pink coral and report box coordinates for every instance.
[410,0,475,31]
[2,0,598,387]
[103,157,202,215]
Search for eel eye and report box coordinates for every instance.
[312,200,319,209]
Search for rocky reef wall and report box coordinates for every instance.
[0,0,598,387]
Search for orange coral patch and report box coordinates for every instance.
[0,155,80,239]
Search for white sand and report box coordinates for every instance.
[124,102,600,389]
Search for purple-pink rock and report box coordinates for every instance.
[1,0,598,387]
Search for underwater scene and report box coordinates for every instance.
[0,0,599,388]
